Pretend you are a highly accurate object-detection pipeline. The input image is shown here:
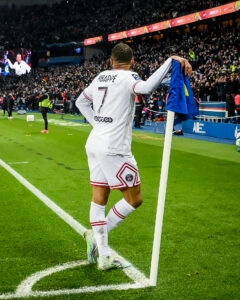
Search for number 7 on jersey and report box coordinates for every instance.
[97,87,108,113]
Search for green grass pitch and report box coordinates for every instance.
[0,112,239,299]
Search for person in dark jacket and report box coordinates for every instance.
[38,88,53,133]
[134,94,145,128]
[1,95,7,116]
[6,93,14,120]
[225,93,236,123]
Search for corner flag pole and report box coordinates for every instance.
[149,110,175,286]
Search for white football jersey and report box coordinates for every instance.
[8,59,31,76]
[84,69,141,155]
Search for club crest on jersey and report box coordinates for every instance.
[125,174,134,182]
[131,73,140,81]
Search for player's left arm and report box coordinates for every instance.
[23,61,31,73]
[76,84,94,126]
[132,57,192,95]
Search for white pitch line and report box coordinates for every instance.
[0,158,150,299]
[0,283,146,300]
[15,260,89,297]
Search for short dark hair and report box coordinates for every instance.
[111,43,133,63]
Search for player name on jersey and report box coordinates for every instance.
[98,74,118,83]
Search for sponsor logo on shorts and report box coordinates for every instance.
[94,116,113,123]
[125,174,134,182]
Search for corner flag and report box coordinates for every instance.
[150,59,198,286]
[3,62,10,76]
[166,60,198,119]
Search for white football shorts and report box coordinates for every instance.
[86,149,141,190]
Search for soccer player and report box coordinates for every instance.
[76,43,191,270]
[5,54,31,76]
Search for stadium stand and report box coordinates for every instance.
[0,0,234,48]
[0,19,239,113]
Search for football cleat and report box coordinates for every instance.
[97,255,131,271]
[84,230,98,264]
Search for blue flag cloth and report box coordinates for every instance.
[3,62,10,76]
[166,60,198,119]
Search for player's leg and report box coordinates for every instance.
[91,185,130,270]
[8,108,13,120]
[84,148,110,264]
[41,109,48,132]
[85,149,130,269]
[122,184,143,208]
[84,185,110,264]
[89,185,129,269]
[92,185,110,205]
[103,153,142,233]
[9,108,13,119]
[106,185,142,233]
[90,186,111,258]
[44,110,48,130]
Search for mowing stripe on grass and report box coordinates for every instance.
[8,162,29,165]
[0,158,150,299]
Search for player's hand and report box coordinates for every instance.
[4,59,8,64]
[170,56,192,77]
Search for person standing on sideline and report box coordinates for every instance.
[1,95,7,116]
[76,43,192,271]
[6,92,14,120]
[62,92,68,114]
[234,93,240,124]
[134,94,145,128]
[38,88,53,133]
[225,93,236,123]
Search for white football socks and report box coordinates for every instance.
[90,201,110,257]
[107,198,135,232]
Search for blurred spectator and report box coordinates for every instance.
[134,94,145,128]
[234,94,240,123]
[1,95,7,116]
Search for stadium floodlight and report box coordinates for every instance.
[149,110,175,286]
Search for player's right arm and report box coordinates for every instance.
[6,59,14,69]
[132,56,192,95]
[76,84,94,126]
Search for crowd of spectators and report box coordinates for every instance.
[0,0,232,49]
[132,22,240,102]
[123,0,226,34]
[0,21,239,114]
